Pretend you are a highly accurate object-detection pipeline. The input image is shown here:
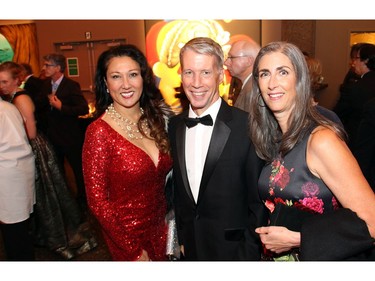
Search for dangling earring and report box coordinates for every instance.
[106,88,109,93]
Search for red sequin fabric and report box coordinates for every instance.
[82,119,172,261]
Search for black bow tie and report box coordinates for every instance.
[184,114,213,128]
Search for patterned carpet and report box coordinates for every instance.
[0,209,112,261]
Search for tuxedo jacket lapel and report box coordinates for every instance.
[55,77,66,97]
[198,101,231,201]
[176,113,195,203]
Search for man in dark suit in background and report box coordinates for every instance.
[168,37,266,261]
[224,38,260,112]
[334,43,375,151]
[354,99,375,192]
[39,53,89,203]
[352,43,375,192]
[20,63,43,102]
[20,63,44,128]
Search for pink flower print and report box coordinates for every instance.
[332,196,339,210]
[299,196,324,214]
[273,159,281,169]
[269,158,294,194]
[274,166,291,190]
[264,198,286,213]
[265,200,275,213]
[269,160,280,183]
[301,182,320,197]
[274,197,286,205]
[293,201,319,214]
[269,188,275,196]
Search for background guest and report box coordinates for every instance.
[20,63,43,99]
[337,43,364,102]
[0,61,97,260]
[354,98,375,192]
[305,56,343,126]
[39,53,89,203]
[0,97,35,261]
[19,63,44,123]
[0,62,37,139]
[352,44,375,192]
[224,39,260,112]
[82,44,173,261]
[334,43,375,150]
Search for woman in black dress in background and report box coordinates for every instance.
[0,61,97,259]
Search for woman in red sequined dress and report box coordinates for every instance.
[82,45,173,261]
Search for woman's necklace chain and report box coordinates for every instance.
[106,103,149,140]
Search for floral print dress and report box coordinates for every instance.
[258,126,339,260]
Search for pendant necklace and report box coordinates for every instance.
[106,103,149,140]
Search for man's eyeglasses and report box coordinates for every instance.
[226,55,249,61]
[43,63,57,67]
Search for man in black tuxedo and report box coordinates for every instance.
[20,63,45,129]
[20,63,43,102]
[168,37,266,260]
[39,53,89,203]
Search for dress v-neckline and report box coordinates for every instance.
[103,119,160,168]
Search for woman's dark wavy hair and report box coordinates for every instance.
[94,44,173,154]
[249,41,346,162]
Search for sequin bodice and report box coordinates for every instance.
[82,118,172,261]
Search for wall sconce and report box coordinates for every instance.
[59,44,73,50]
[85,32,92,40]
[106,42,121,47]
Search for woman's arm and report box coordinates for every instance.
[13,94,37,139]
[308,126,375,238]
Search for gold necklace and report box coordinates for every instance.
[106,103,149,140]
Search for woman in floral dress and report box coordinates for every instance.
[248,42,375,260]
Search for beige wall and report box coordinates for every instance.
[261,20,282,45]
[35,20,146,53]
[2,19,375,109]
[29,20,262,91]
[30,20,146,90]
[33,20,261,67]
[262,20,375,110]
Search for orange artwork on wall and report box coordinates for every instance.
[146,19,255,112]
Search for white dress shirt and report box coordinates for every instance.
[52,75,63,92]
[241,73,252,90]
[185,98,221,202]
